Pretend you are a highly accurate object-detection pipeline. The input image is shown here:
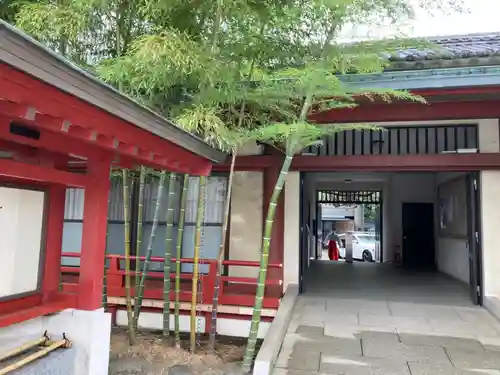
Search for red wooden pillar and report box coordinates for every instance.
[77,159,110,310]
[42,184,66,302]
[263,164,285,293]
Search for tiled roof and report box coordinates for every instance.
[390,33,500,61]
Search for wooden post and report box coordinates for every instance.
[78,159,111,310]
[42,184,66,301]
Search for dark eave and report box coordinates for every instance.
[0,21,226,164]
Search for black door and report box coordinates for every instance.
[466,173,482,305]
[402,202,435,269]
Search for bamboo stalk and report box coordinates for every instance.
[242,154,293,371]
[208,152,236,349]
[174,174,189,347]
[135,166,146,313]
[122,169,136,345]
[0,334,49,362]
[163,172,177,337]
[190,176,207,353]
[0,336,71,375]
[133,170,167,326]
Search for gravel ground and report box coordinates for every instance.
[109,328,258,375]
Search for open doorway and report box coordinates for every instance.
[299,171,482,306]
[317,190,382,263]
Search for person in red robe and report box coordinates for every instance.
[327,232,340,261]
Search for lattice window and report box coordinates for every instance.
[317,190,381,204]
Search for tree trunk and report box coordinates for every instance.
[135,166,146,316]
[175,174,189,347]
[122,169,136,345]
[208,152,236,349]
[242,154,293,371]
[133,171,167,326]
[163,172,177,337]
[190,176,207,353]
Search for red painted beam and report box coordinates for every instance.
[0,157,88,186]
[0,65,213,175]
[0,115,110,162]
[412,86,500,97]
[0,294,76,328]
[309,100,500,124]
[290,154,500,171]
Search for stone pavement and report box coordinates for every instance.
[273,295,500,375]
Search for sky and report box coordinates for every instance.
[411,0,500,36]
[340,0,500,40]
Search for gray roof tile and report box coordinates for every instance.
[390,33,500,61]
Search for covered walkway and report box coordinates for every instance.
[275,262,500,374]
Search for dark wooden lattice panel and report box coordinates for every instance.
[317,190,381,204]
[303,124,478,156]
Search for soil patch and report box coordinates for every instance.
[109,328,261,375]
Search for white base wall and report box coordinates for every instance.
[436,237,469,284]
[0,308,111,375]
[116,310,270,339]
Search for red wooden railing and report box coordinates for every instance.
[60,253,283,309]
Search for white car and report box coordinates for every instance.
[337,233,378,262]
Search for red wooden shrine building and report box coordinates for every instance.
[0,21,225,375]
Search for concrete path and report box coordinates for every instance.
[274,261,500,375]
[274,295,500,375]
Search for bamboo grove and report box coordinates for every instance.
[101,168,208,350]
[10,0,465,370]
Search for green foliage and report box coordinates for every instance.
[12,0,464,151]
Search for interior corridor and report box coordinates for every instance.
[303,261,471,306]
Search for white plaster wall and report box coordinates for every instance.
[115,311,270,339]
[477,119,500,153]
[228,172,263,278]
[480,171,500,298]
[477,120,500,298]
[434,172,469,284]
[437,237,469,283]
[283,172,300,291]
[0,187,45,298]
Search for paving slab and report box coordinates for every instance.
[295,325,325,337]
[272,369,319,375]
[362,340,451,364]
[398,333,485,351]
[389,302,461,320]
[355,331,401,345]
[320,354,410,375]
[286,348,321,371]
[407,361,500,375]
[293,337,362,357]
[445,347,500,369]
[324,323,397,339]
